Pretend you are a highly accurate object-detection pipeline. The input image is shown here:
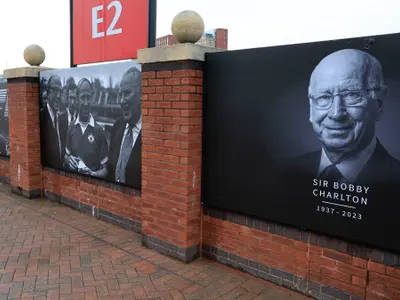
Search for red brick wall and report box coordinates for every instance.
[42,170,141,227]
[140,65,203,250]
[202,209,400,299]
[156,35,178,47]
[7,80,41,195]
[0,158,9,182]
[168,35,178,46]
[215,28,228,50]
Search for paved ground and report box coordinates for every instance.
[0,183,311,299]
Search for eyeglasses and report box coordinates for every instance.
[309,88,380,109]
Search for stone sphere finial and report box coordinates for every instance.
[23,44,45,66]
[171,10,205,44]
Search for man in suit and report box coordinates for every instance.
[40,75,69,169]
[0,133,8,157]
[297,49,400,184]
[39,78,48,112]
[108,67,142,189]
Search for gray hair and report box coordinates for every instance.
[122,67,141,100]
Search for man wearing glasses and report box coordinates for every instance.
[301,49,400,184]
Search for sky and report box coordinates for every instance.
[1,0,400,74]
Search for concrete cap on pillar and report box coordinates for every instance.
[23,44,46,67]
[138,11,224,64]
[4,45,51,79]
[171,10,205,44]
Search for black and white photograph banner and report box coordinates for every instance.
[203,32,400,252]
[39,61,142,190]
[0,76,9,157]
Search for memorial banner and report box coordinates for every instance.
[40,61,142,189]
[203,33,400,252]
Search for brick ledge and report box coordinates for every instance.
[44,190,141,233]
[43,167,140,197]
[203,244,362,300]
[142,234,200,263]
[203,206,400,267]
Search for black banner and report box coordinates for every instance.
[0,76,9,157]
[39,61,142,190]
[203,32,400,253]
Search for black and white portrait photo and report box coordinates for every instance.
[296,49,400,185]
[39,61,142,190]
[203,32,400,252]
[0,76,9,157]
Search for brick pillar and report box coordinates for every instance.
[4,67,50,198]
[137,44,221,262]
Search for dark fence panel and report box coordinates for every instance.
[0,76,9,157]
[202,32,400,253]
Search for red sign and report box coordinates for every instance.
[72,0,149,65]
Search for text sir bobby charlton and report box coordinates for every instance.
[312,179,368,206]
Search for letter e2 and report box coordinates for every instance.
[92,1,123,39]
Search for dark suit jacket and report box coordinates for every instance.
[0,133,7,157]
[293,139,400,185]
[40,107,68,170]
[278,139,400,252]
[108,117,141,189]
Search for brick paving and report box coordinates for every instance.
[0,183,311,299]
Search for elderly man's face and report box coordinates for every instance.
[59,88,68,113]
[309,51,384,154]
[68,89,77,114]
[48,77,62,113]
[78,82,92,118]
[118,72,141,125]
